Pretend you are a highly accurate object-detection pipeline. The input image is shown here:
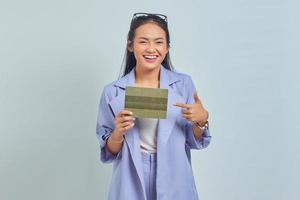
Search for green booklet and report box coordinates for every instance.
[125,86,168,119]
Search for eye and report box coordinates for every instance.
[139,41,147,44]
[156,41,164,44]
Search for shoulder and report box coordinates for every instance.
[100,80,120,101]
[166,69,196,100]
[175,71,193,82]
[168,69,194,87]
[103,80,118,91]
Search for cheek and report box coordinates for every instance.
[160,50,168,58]
[159,46,169,55]
[133,46,145,55]
[133,47,143,56]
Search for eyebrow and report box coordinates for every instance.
[137,37,165,41]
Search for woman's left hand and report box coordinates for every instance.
[173,92,209,126]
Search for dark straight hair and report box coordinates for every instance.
[120,13,174,77]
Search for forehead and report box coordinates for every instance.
[134,23,166,39]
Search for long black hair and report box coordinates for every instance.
[120,13,174,77]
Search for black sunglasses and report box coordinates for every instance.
[131,12,168,23]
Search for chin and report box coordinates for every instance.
[137,61,161,71]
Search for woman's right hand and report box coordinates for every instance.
[112,110,135,138]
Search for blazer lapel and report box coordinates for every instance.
[107,69,147,199]
[157,66,183,143]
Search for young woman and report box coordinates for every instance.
[96,13,211,200]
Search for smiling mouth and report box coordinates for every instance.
[143,55,159,61]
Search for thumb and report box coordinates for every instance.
[194,92,202,104]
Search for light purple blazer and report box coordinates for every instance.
[96,66,211,200]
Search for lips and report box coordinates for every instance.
[143,55,159,62]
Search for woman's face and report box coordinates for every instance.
[128,22,169,71]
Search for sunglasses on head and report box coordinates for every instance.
[131,12,168,23]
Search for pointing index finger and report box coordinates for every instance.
[173,103,192,109]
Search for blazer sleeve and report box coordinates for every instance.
[96,86,122,163]
[184,76,212,150]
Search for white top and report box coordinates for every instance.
[137,118,158,154]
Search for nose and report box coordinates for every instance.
[146,43,156,53]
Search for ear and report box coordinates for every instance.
[127,41,133,52]
[166,46,170,53]
[163,46,169,56]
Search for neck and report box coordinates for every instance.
[135,65,160,88]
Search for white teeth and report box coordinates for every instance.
[144,55,158,59]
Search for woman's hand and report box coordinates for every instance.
[174,92,209,126]
[106,110,135,154]
[111,110,135,140]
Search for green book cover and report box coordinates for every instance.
[125,86,168,119]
